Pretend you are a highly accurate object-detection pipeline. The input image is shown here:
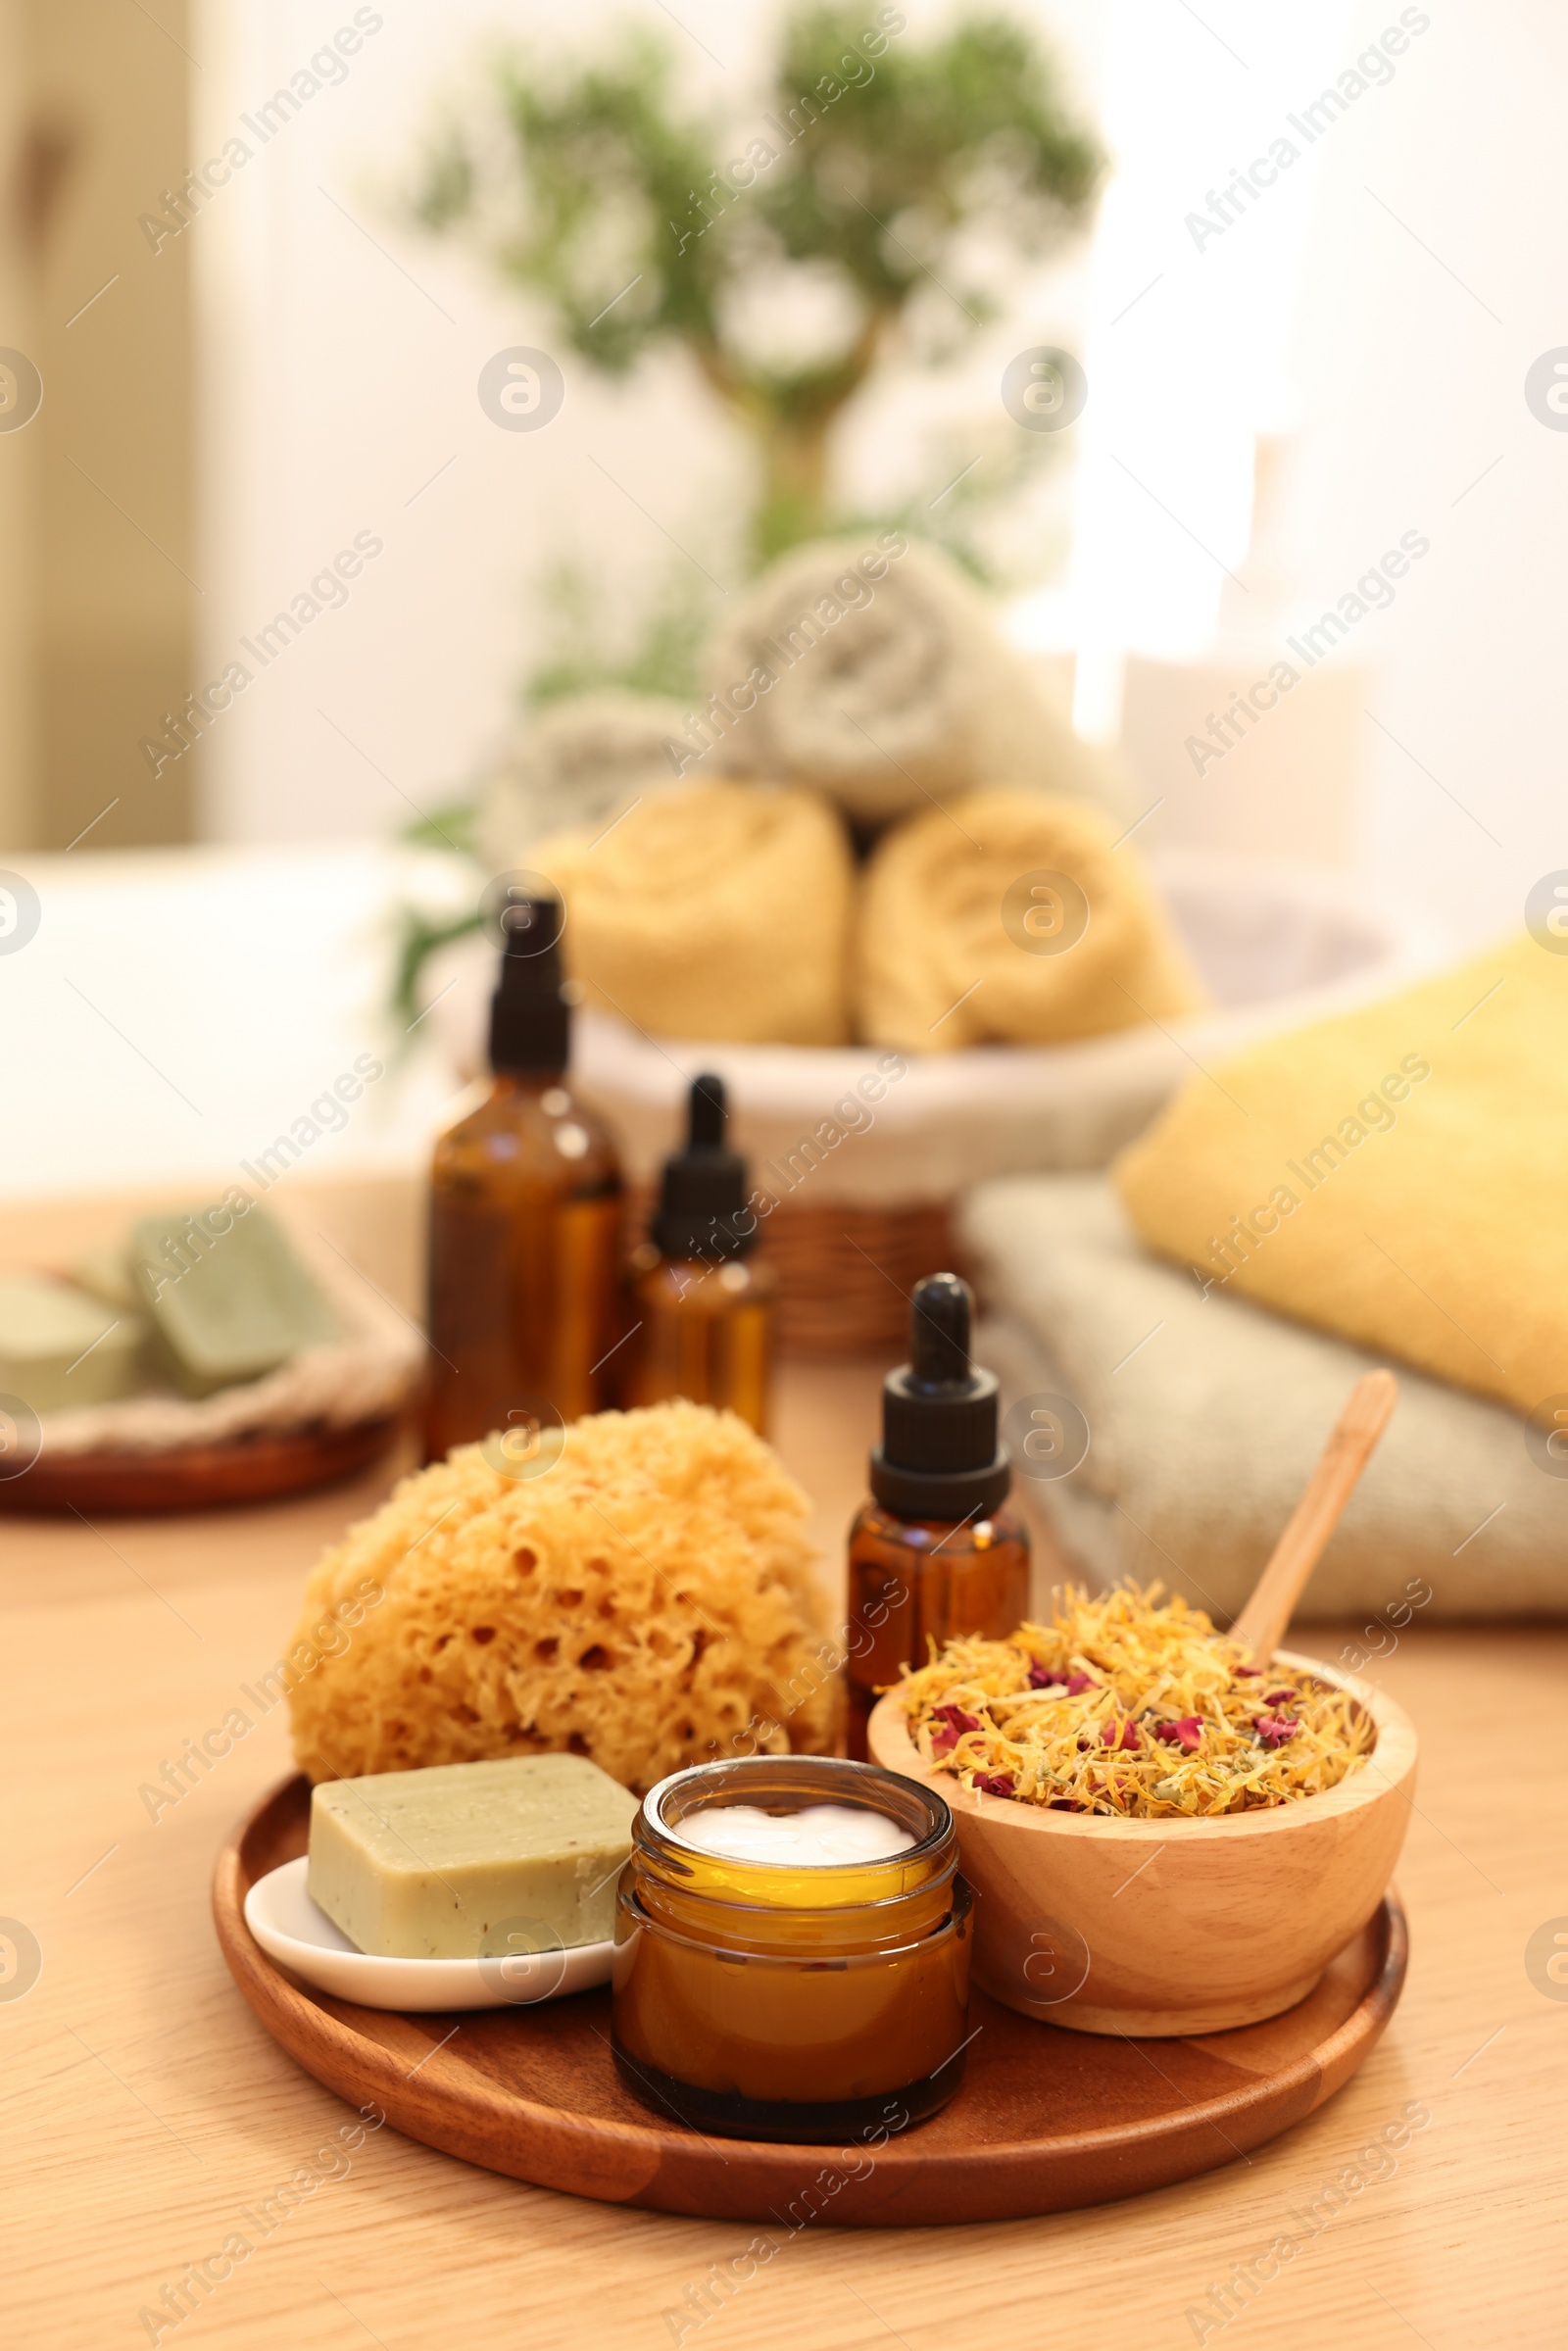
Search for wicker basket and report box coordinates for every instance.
[760,1197,961,1356]
[622,1188,959,1358]
[432,851,1428,1361]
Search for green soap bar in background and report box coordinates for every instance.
[0,1275,146,1414]
[131,1202,337,1397]
[308,1754,639,1960]
[73,1241,141,1312]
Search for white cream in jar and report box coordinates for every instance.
[675,1802,916,1867]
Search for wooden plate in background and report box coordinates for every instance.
[213,1773,1408,2227]
[0,1414,403,1516]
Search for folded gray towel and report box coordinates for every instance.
[960,1173,1567,1622]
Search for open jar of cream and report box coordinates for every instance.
[611,1755,971,2142]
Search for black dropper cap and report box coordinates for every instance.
[652,1074,753,1262]
[487,896,569,1074]
[869,1272,1010,1521]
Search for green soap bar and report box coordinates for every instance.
[307,1755,638,1960]
[73,1241,141,1311]
[130,1203,337,1397]
[0,1275,145,1414]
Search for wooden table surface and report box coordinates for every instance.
[2,1179,1564,2350]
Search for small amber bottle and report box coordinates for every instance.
[424,894,623,1460]
[846,1273,1030,1761]
[621,1073,775,1435]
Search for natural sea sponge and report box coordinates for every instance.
[287,1400,838,1792]
[534,778,854,1044]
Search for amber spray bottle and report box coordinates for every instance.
[424,895,623,1461]
[845,1272,1030,1761]
[620,1073,776,1435]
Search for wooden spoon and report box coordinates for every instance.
[1230,1369,1399,1663]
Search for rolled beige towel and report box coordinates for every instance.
[698,536,1134,829]
[535,779,854,1044]
[856,787,1204,1053]
[478,691,688,870]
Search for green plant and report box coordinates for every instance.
[415,5,1103,567]
[523,554,711,709]
[390,901,483,1032]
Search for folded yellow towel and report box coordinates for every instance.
[1114,930,1568,1418]
[854,787,1204,1053]
[536,778,854,1045]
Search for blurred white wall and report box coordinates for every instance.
[1069,0,1568,944]
[1066,1,1354,688]
[190,0,1568,951]
[188,0,1104,848]
[191,0,745,846]
[1281,0,1568,946]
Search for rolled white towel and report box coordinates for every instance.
[478,691,689,872]
[697,535,1134,829]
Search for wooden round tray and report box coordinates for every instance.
[214,1775,1407,2225]
[0,1414,403,1516]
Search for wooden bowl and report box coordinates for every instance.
[868,1653,1416,2037]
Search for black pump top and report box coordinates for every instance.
[870,1272,1011,1521]
[487,896,569,1074]
[652,1074,754,1262]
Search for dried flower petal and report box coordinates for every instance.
[900,1582,1373,1818]
[1155,1715,1203,1753]
[929,1700,982,1758]
[970,1770,1016,1798]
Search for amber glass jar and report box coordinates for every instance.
[620,1249,775,1435]
[612,1756,972,2143]
[846,1502,1030,1762]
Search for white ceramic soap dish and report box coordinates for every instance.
[242,1857,614,2012]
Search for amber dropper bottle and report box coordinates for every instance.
[845,1272,1030,1761]
[424,893,623,1461]
[621,1072,776,1435]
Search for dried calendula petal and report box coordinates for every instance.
[903,1582,1373,1819]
